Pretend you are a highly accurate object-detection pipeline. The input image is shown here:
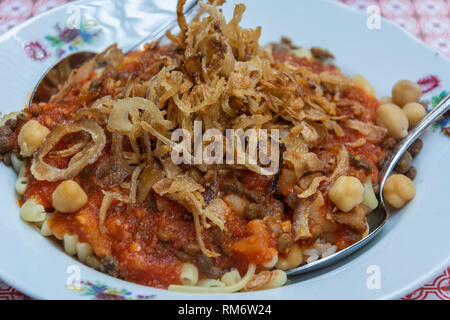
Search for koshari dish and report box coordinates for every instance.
[0,0,424,292]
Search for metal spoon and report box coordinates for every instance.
[28,0,199,105]
[287,93,450,277]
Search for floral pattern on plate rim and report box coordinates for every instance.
[416,75,448,136]
[23,21,102,61]
[67,281,156,300]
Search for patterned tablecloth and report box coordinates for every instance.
[0,0,448,300]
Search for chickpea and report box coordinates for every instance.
[383,174,416,209]
[329,176,364,212]
[392,80,422,107]
[275,243,303,271]
[223,194,247,216]
[18,120,50,157]
[52,180,88,213]
[376,103,409,139]
[403,102,427,128]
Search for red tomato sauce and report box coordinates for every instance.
[19,44,391,289]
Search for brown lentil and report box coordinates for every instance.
[394,151,413,174]
[5,118,18,130]
[2,153,11,167]
[407,139,423,157]
[381,136,398,150]
[16,113,28,123]
[183,241,201,255]
[0,125,12,136]
[350,154,372,173]
[244,203,259,220]
[0,136,14,154]
[405,166,417,180]
[311,47,335,60]
[220,178,244,194]
[246,190,264,203]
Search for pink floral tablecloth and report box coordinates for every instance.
[0,0,448,300]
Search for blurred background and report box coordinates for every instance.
[0,0,448,57]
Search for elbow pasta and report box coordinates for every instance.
[262,253,278,269]
[76,243,93,263]
[169,264,256,293]
[221,269,242,286]
[180,263,199,286]
[86,255,102,270]
[40,219,53,236]
[264,270,287,290]
[15,176,28,195]
[15,165,28,195]
[63,234,79,256]
[10,153,25,174]
[245,269,287,291]
[20,199,46,222]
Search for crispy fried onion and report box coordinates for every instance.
[48,137,88,158]
[345,119,387,143]
[99,191,130,232]
[297,175,328,199]
[292,191,325,240]
[95,134,134,188]
[153,177,228,257]
[326,145,349,188]
[107,97,173,134]
[331,204,369,234]
[281,134,323,179]
[136,164,165,203]
[31,119,106,181]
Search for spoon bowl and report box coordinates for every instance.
[29,51,97,105]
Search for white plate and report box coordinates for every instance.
[0,0,448,300]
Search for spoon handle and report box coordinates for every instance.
[380,94,450,189]
[124,0,199,53]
